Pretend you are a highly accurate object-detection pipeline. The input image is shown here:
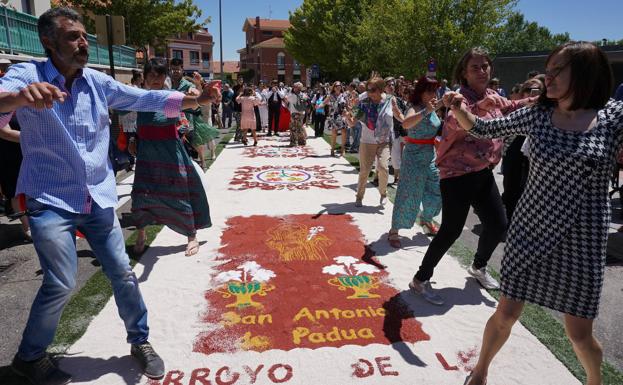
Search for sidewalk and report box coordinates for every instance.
[58,128,579,385]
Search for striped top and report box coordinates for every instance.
[0,59,184,213]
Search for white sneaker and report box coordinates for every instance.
[468,265,500,290]
[379,195,387,206]
[409,280,444,305]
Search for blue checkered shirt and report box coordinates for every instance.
[0,60,184,213]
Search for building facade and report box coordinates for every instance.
[4,0,50,17]
[149,28,214,78]
[238,17,306,85]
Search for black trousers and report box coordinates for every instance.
[502,136,529,221]
[414,168,507,282]
[268,103,281,134]
[314,113,326,137]
[254,106,262,132]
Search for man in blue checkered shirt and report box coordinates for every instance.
[0,7,218,385]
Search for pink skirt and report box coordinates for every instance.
[240,111,256,130]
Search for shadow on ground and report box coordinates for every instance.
[382,279,496,368]
[133,241,208,283]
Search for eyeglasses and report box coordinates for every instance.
[544,64,567,79]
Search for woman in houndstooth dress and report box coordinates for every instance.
[452,42,623,385]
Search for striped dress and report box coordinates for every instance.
[131,110,211,236]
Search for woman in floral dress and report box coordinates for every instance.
[388,77,443,248]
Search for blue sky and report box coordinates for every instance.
[196,0,623,61]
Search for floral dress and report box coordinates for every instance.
[327,93,347,132]
[391,109,442,229]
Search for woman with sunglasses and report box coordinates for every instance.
[409,47,534,305]
[327,81,348,157]
[312,88,328,137]
[446,41,621,385]
[345,77,393,207]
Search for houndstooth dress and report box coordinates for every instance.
[471,101,623,319]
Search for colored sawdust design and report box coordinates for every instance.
[229,165,339,191]
[243,145,317,158]
[258,134,291,143]
[266,223,332,261]
[194,214,430,355]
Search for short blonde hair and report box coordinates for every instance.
[367,77,385,92]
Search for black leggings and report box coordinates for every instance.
[502,136,529,221]
[414,168,507,282]
[268,103,281,133]
[314,113,326,137]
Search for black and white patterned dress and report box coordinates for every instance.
[471,101,623,319]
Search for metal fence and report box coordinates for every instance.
[0,6,137,68]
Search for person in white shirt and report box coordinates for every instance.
[266,80,286,135]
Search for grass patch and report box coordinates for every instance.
[51,225,162,352]
[50,129,234,353]
[331,136,623,384]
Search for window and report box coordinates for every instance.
[21,0,33,15]
[202,52,210,66]
[172,50,183,60]
[262,31,273,37]
[190,51,200,65]
[188,32,194,40]
[277,52,286,70]
[293,59,301,71]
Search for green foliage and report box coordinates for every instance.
[55,0,208,51]
[285,0,582,81]
[491,12,570,54]
[592,38,623,46]
[285,0,369,79]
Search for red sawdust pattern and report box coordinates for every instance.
[228,165,339,191]
[242,145,317,158]
[193,214,430,355]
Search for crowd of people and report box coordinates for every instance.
[1,6,623,385]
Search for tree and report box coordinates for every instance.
[286,0,516,80]
[284,0,369,80]
[491,12,570,54]
[55,0,208,52]
[354,0,516,80]
[591,38,623,46]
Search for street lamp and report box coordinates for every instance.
[219,0,224,81]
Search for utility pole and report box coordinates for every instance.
[219,0,224,81]
[106,14,116,79]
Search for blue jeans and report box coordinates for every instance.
[351,121,362,151]
[18,198,149,361]
[222,104,233,128]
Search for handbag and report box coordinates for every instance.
[117,130,128,152]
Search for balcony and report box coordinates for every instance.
[0,6,137,68]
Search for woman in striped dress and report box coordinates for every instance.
[132,58,212,256]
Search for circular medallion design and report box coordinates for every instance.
[255,169,313,184]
